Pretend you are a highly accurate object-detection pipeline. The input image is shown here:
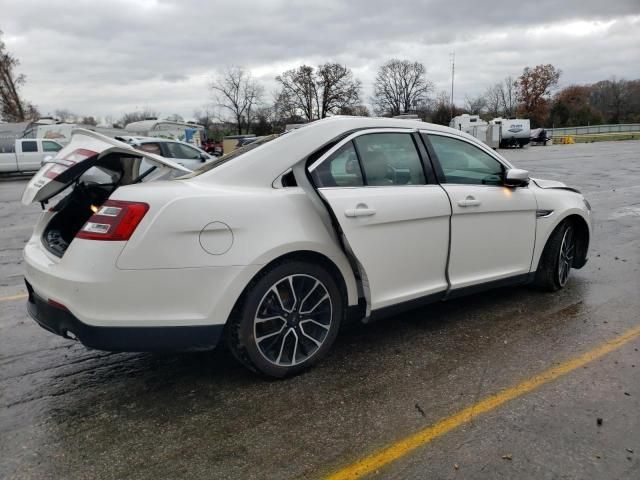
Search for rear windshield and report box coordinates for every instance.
[182,134,279,178]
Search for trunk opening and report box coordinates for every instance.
[40,152,167,257]
[43,183,115,257]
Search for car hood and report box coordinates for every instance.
[22,128,191,205]
[531,177,582,194]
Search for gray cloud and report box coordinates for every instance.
[1,0,639,120]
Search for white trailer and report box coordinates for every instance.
[0,138,64,173]
[22,123,130,146]
[449,114,500,149]
[490,118,531,148]
[124,120,207,146]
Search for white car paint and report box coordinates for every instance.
[21,117,592,371]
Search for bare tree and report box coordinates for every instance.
[0,30,39,122]
[103,115,115,127]
[499,76,517,118]
[211,66,264,135]
[165,113,184,122]
[275,63,361,122]
[339,104,371,117]
[272,88,305,128]
[118,109,159,127]
[431,91,454,126]
[372,59,433,116]
[193,106,218,128]
[590,77,630,124]
[484,84,502,118]
[54,109,76,123]
[80,116,98,126]
[316,63,361,118]
[275,65,318,122]
[464,94,486,114]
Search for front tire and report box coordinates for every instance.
[227,260,343,377]
[534,221,576,291]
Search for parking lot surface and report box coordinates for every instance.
[1,141,639,479]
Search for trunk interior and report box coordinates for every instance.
[43,183,115,257]
[41,153,160,257]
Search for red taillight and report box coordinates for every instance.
[43,148,97,179]
[76,200,149,241]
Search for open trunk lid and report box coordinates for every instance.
[21,128,191,205]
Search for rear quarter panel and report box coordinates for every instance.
[111,180,359,317]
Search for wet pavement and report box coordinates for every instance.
[1,141,639,479]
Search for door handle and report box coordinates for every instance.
[344,204,376,217]
[458,195,481,207]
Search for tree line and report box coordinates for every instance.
[464,66,640,128]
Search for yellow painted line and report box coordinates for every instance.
[325,323,640,480]
[0,293,28,302]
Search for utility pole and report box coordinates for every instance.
[450,52,455,120]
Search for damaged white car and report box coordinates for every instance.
[22,118,592,377]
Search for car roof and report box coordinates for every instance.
[197,115,503,187]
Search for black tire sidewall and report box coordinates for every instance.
[236,261,343,377]
[536,220,572,291]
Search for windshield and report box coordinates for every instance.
[182,134,279,178]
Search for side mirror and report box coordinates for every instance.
[504,168,530,187]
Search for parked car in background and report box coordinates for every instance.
[116,136,214,170]
[22,117,592,377]
[0,138,64,173]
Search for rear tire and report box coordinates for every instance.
[226,260,343,378]
[534,221,576,291]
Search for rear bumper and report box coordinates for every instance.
[26,280,223,352]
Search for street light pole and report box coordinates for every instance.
[450,52,455,120]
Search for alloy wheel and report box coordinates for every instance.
[557,226,575,287]
[253,274,333,367]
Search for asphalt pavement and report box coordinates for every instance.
[1,141,639,479]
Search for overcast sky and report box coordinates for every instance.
[2,0,639,122]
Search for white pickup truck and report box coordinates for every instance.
[0,139,64,173]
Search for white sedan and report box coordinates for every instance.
[22,118,592,377]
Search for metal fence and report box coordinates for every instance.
[547,124,640,136]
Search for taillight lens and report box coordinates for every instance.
[76,200,149,241]
[43,148,97,179]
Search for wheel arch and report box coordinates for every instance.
[225,249,360,328]
[533,211,590,271]
[565,214,590,268]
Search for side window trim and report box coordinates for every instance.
[350,137,368,186]
[422,131,511,186]
[308,128,414,172]
[411,132,437,184]
[309,128,436,188]
[420,133,446,184]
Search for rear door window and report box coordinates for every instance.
[354,133,426,186]
[166,143,202,160]
[311,141,364,187]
